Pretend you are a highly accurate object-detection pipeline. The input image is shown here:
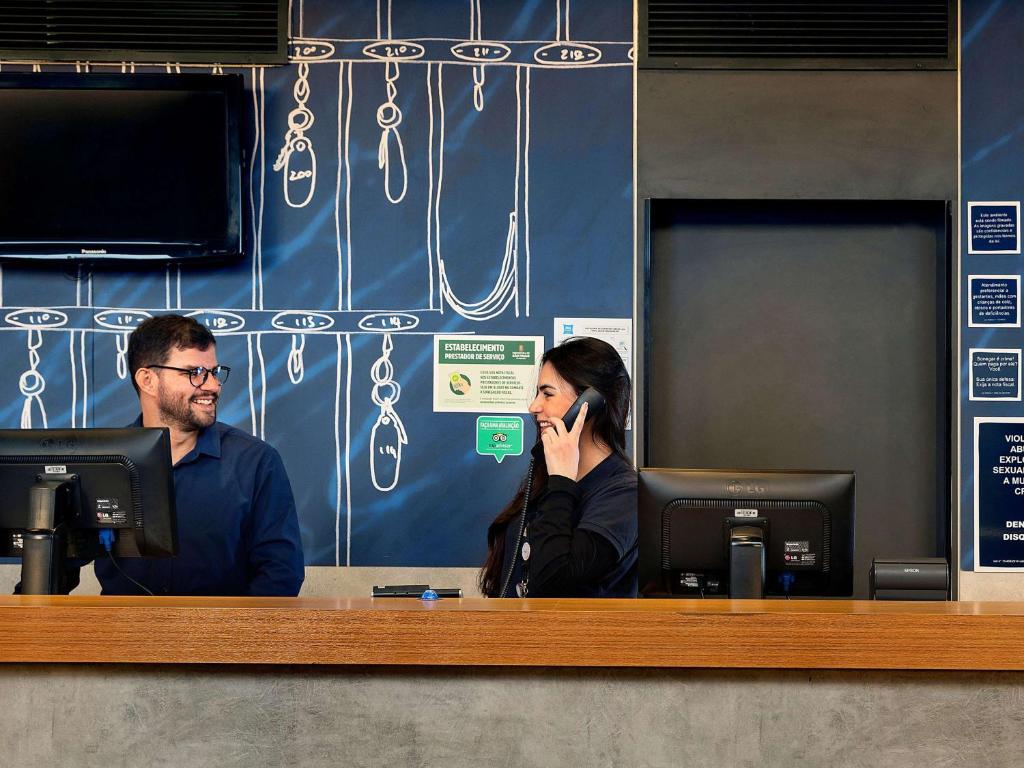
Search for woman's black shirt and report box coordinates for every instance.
[500,453,638,597]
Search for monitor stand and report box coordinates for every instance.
[20,476,77,595]
[728,524,765,599]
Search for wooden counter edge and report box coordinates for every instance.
[3,598,1024,670]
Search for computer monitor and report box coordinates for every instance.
[638,468,855,598]
[0,428,177,594]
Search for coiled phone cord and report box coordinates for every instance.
[499,457,535,598]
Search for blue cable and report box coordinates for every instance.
[98,529,115,552]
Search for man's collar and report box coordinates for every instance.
[192,422,222,459]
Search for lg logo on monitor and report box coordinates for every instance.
[727,480,765,495]
[39,437,77,453]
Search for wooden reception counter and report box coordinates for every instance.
[3,596,1024,670]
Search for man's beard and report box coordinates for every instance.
[157,387,217,433]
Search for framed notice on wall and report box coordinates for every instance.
[974,418,1024,570]
[968,348,1022,401]
[968,275,1021,328]
[968,202,1021,254]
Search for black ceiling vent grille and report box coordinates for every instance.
[641,1,956,70]
[0,0,287,64]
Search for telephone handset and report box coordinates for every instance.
[530,387,606,460]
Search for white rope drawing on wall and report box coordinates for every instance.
[115,332,129,380]
[256,333,267,440]
[246,334,259,438]
[68,332,77,428]
[94,309,151,390]
[369,333,407,492]
[469,0,485,111]
[165,263,182,311]
[79,326,88,427]
[251,67,267,311]
[287,333,306,384]
[438,211,518,320]
[335,333,351,565]
[523,66,531,316]
[74,264,93,316]
[273,61,317,208]
[376,60,408,204]
[431,64,527,321]
[250,66,261,309]
[335,61,349,312]
[19,330,47,428]
[425,62,436,310]
[367,0,420,205]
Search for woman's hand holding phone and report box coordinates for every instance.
[541,402,588,480]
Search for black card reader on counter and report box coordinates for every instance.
[372,584,463,598]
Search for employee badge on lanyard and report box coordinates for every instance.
[517,535,530,596]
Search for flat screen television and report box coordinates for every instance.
[638,468,855,598]
[0,73,244,261]
[0,428,177,594]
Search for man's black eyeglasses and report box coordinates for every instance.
[147,365,231,388]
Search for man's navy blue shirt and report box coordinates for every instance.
[94,420,305,596]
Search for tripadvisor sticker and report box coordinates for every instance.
[476,416,524,463]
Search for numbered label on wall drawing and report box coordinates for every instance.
[363,41,426,61]
[371,411,406,491]
[533,43,602,66]
[450,42,511,62]
[357,312,419,332]
[94,309,152,331]
[271,311,335,331]
[4,309,68,329]
[282,137,316,208]
[291,40,336,61]
[186,310,245,334]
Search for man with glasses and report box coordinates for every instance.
[90,314,305,596]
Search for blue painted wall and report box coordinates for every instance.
[961,1,1024,569]
[0,0,633,567]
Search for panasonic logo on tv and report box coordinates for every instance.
[81,248,107,254]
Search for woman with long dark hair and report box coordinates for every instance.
[480,337,637,597]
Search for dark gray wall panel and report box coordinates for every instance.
[647,200,950,598]
[638,70,957,201]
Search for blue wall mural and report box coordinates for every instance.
[961,1,1024,570]
[0,0,633,567]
